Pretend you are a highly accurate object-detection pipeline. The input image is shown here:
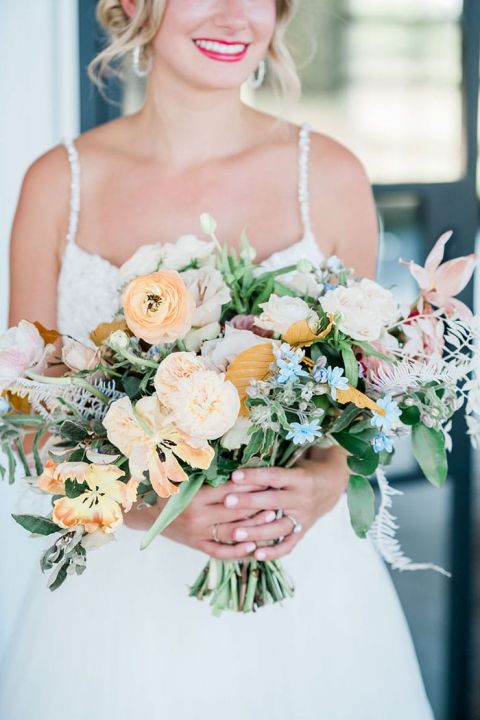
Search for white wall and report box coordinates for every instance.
[0,0,79,657]
[0,0,80,329]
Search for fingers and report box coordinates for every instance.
[231,467,302,489]
[200,539,257,561]
[215,516,293,544]
[253,531,299,561]
[199,481,264,505]
[223,489,293,512]
[203,505,263,526]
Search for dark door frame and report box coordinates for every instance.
[77,1,479,717]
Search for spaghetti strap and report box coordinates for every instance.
[298,122,313,238]
[62,137,80,245]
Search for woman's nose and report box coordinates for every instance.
[213,0,249,31]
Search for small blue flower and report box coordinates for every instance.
[274,342,300,363]
[276,357,310,384]
[286,419,323,445]
[313,363,349,401]
[0,397,10,416]
[371,395,401,433]
[371,433,393,453]
[323,282,338,292]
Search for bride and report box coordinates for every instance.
[1,1,435,718]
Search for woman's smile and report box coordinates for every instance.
[192,37,250,62]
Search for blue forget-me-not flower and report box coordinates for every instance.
[286,419,323,445]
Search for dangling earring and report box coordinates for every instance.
[132,44,152,78]
[248,58,266,90]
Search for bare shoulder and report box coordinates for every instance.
[307,130,379,277]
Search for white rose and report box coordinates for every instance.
[320,279,399,342]
[201,325,279,372]
[118,244,164,287]
[181,266,231,327]
[279,271,322,298]
[254,294,319,336]
[220,416,253,450]
[183,321,221,352]
[161,234,216,270]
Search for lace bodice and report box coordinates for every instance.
[57,122,324,345]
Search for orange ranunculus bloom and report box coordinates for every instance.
[122,270,195,345]
[103,394,214,498]
[51,462,136,534]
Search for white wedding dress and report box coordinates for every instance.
[0,123,435,719]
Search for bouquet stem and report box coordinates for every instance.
[189,557,295,615]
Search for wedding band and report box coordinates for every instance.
[285,514,303,534]
[211,523,220,543]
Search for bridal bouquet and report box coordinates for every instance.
[1,213,478,614]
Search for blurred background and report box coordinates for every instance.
[0,2,479,718]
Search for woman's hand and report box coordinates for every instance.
[123,481,276,560]
[217,446,349,561]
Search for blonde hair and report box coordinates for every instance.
[88,0,302,105]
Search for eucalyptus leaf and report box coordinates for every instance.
[411,423,448,487]
[346,475,375,538]
[140,473,204,550]
[12,514,62,536]
[331,431,370,458]
[400,406,421,426]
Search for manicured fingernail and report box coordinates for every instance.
[232,470,245,481]
[235,528,248,540]
[225,494,239,507]
[255,549,267,560]
[245,542,256,552]
[265,511,276,523]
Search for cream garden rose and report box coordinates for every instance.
[254,294,319,336]
[201,325,278,372]
[166,370,240,440]
[154,351,207,399]
[320,279,399,342]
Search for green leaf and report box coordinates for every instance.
[60,420,88,442]
[330,404,362,434]
[261,428,275,456]
[347,452,379,477]
[353,340,393,363]
[379,448,395,466]
[32,429,44,475]
[2,444,16,483]
[400,406,421,425]
[242,430,264,464]
[411,423,448,487]
[346,475,375,538]
[123,375,143,400]
[65,478,86,498]
[12,514,62,535]
[332,431,371,458]
[140,473,204,550]
[341,344,359,387]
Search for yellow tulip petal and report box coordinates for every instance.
[37,459,64,495]
[90,320,129,347]
[282,313,334,347]
[174,439,215,470]
[335,386,386,416]
[148,449,181,498]
[33,321,61,345]
[225,343,276,416]
[52,493,123,533]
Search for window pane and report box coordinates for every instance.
[244,0,464,184]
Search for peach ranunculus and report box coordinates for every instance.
[154,351,206,400]
[122,270,196,345]
[166,370,240,441]
[51,462,136,534]
[103,395,214,498]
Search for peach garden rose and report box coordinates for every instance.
[122,270,195,345]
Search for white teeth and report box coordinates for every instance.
[194,39,247,54]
